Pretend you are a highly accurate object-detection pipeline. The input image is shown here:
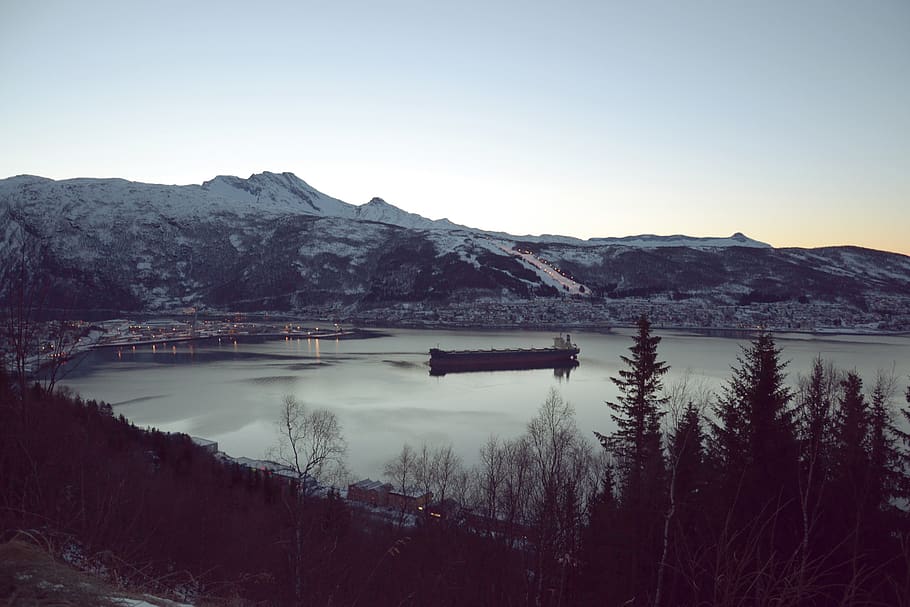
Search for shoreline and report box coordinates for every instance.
[92,327,390,350]
[89,321,910,350]
[355,320,910,339]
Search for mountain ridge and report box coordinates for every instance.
[1,172,772,247]
[1,172,908,330]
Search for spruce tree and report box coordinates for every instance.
[826,371,907,568]
[709,330,797,526]
[867,375,904,528]
[669,402,705,510]
[797,357,837,477]
[580,460,625,602]
[596,314,669,507]
[795,357,839,563]
[660,401,706,606]
[831,372,868,511]
[594,314,668,602]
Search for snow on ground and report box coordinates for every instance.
[492,241,591,296]
[353,196,461,230]
[1,173,778,248]
[536,245,605,267]
[585,232,771,249]
[0,172,461,232]
[511,231,771,249]
[783,248,910,282]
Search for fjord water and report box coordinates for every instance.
[61,328,910,480]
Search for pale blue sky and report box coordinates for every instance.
[2,1,908,253]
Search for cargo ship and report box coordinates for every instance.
[428,334,580,375]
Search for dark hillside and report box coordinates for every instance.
[0,373,530,606]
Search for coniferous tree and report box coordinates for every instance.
[797,357,838,480]
[594,314,669,603]
[596,315,669,507]
[831,372,868,517]
[580,460,627,605]
[657,401,706,606]
[668,402,705,510]
[708,330,797,537]
[824,370,909,597]
[794,357,839,568]
[866,373,904,532]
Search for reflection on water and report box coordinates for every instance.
[240,375,301,385]
[553,365,575,380]
[62,328,910,480]
[428,361,579,378]
[111,394,170,407]
[383,360,426,370]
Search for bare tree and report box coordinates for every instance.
[500,437,533,547]
[405,442,466,521]
[270,394,347,604]
[448,464,472,509]
[413,442,434,516]
[384,443,418,525]
[526,389,596,607]
[1,242,48,402]
[40,318,88,396]
[431,443,463,508]
[272,394,347,494]
[0,234,82,400]
[385,443,417,496]
[474,435,506,526]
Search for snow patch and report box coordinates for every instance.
[228,234,245,252]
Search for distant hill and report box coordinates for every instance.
[1,172,909,320]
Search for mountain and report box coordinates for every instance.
[1,172,909,329]
[584,231,770,248]
[0,171,455,230]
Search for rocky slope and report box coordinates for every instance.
[1,172,908,319]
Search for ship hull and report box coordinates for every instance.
[428,347,580,375]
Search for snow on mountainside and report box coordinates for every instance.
[586,231,770,248]
[1,172,909,319]
[0,172,455,230]
[353,197,461,230]
[0,172,760,244]
[200,172,354,217]
[508,231,770,248]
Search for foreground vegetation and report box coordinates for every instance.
[2,318,910,606]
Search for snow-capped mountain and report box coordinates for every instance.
[584,231,770,249]
[1,172,908,319]
[0,171,456,231]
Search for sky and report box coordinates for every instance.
[1,0,908,254]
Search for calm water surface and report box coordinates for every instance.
[61,328,910,480]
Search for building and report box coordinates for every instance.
[348,479,432,513]
[348,479,392,506]
[388,489,433,513]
